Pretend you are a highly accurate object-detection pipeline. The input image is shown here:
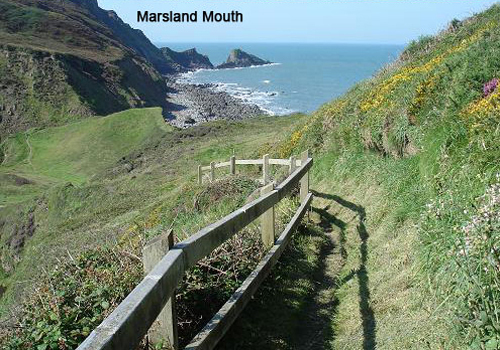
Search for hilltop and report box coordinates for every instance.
[0,0,174,140]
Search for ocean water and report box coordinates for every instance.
[157,43,403,115]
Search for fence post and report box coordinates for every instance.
[289,155,296,175]
[198,165,202,185]
[210,161,215,182]
[300,150,309,202]
[260,182,275,248]
[263,154,270,185]
[230,156,236,175]
[142,230,178,349]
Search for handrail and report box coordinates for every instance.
[198,154,303,185]
[199,158,302,171]
[77,151,312,350]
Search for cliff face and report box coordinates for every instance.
[160,47,214,71]
[0,0,173,140]
[217,49,271,69]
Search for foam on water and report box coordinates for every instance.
[167,43,403,115]
[179,69,295,116]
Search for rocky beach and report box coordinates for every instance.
[165,77,265,128]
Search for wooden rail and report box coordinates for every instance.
[77,150,313,350]
[198,154,303,185]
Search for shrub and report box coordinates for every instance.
[2,248,142,350]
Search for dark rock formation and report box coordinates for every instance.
[160,47,214,71]
[217,49,271,69]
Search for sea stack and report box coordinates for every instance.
[217,49,272,69]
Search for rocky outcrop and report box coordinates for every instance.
[160,47,214,71]
[217,49,271,69]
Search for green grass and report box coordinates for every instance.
[0,110,306,326]
[2,108,171,185]
[220,5,500,349]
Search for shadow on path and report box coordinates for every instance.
[291,217,339,349]
[312,190,377,350]
[216,220,341,349]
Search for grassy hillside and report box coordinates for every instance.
[0,108,306,347]
[2,108,172,188]
[0,0,172,141]
[244,5,499,348]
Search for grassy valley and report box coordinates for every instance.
[0,106,307,347]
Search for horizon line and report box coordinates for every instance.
[152,41,407,46]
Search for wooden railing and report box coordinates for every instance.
[77,150,313,350]
[198,153,303,185]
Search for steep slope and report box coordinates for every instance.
[260,5,500,348]
[0,0,173,73]
[0,0,171,141]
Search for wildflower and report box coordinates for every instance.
[483,78,498,97]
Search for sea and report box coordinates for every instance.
[156,43,403,115]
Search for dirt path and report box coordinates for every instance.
[312,190,377,350]
[217,189,377,349]
[25,133,33,166]
[290,202,345,349]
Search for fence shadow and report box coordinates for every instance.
[312,190,377,350]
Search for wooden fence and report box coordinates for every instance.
[198,153,303,185]
[77,150,313,350]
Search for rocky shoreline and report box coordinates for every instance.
[165,77,266,128]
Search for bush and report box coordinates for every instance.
[2,248,142,349]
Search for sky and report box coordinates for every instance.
[98,0,499,45]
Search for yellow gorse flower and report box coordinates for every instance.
[360,21,495,114]
[461,89,500,132]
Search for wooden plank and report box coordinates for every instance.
[260,183,275,248]
[185,193,313,350]
[230,156,236,175]
[202,159,299,171]
[175,190,279,269]
[276,157,313,200]
[289,156,296,175]
[235,159,263,165]
[215,161,230,169]
[142,230,178,349]
[263,154,270,185]
[210,162,215,182]
[268,158,290,166]
[300,150,309,202]
[77,249,185,350]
